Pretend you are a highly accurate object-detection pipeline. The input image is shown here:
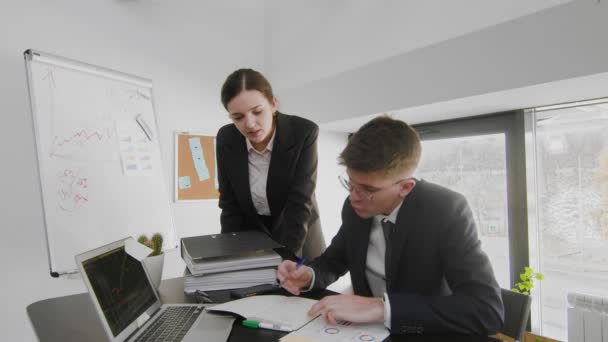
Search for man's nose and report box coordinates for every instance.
[349,187,363,201]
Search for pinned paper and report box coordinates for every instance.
[178,176,191,189]
[188,137,210,181]
[116,120,154,176]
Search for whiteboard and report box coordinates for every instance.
[24,50,176,276]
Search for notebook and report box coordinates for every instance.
[75,237,234,342]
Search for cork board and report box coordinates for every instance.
[175,132,219,201]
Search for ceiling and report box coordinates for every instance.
[320,71,608,132]
[266,0,608,133]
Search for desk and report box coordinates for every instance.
[27,277,498,342]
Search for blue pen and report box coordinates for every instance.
[280,257,306,287]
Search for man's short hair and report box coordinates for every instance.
[339,115,421,176]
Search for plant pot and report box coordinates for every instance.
[143,254,164,289]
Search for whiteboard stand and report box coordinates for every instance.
[24,49,177,277]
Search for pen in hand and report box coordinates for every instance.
[278,257,307,292]
[287,257,305,282]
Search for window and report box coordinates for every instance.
[528,100,608,340]
[417,133,510,288]
[410,100,608,340]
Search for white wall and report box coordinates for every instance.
[269,0,608,125]
[315,129,355,294]
[0,1,265,340]
[316,130,348,242]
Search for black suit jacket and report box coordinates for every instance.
[309,180,504,335]
[216,112,325,260]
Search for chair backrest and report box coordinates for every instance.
[501,288,532,341]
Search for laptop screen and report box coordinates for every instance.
[82,245,157,337]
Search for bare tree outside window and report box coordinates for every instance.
[416,133,510,289]
[532,103,608,340]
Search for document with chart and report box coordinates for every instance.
[281,316,389,342]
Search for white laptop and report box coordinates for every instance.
[75,237,234,342]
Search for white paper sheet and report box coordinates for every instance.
[208,295,318,331]
[281,316,390,342]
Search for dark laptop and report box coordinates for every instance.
[75,237,234,342]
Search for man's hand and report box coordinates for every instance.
[277,260,313,295]
[308,294,384,324]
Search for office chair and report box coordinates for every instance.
[500,288,532,342]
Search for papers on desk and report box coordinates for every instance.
[184,268,277,292]
[280,316,390,342]
[207,295,319,331]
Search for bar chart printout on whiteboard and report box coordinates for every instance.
[24,50,176,276]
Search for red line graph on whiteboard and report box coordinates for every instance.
[52,126,113,148]
[50,125,118,161]
[57,169,89,212]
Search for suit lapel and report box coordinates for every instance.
[266,113,296,224]
[349,213,373,296]
[386,186,420,290]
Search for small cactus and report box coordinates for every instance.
[151,233,163,256]
[137,234,147,245]
[137,233,163,256]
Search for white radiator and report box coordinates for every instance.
[567,292,608,342]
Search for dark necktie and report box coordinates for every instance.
[381,219,393,242]
[381,219,394,287]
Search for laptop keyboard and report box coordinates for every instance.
[134,306,202,342]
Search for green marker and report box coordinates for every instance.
[242,319,293,332]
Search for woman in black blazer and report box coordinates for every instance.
[216,68,325,260]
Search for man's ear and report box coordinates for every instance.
[399,179,417,197]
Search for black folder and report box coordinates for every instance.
[181,231,283,261]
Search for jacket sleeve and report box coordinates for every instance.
[216,129,247,233]
[275,124,319,254]
[308,199,351,289]
[388,195,504,335]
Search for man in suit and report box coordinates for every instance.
[278,115,504,335]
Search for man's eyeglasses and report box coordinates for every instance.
[338,173,412,201]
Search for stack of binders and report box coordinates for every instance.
[181,231,283,293]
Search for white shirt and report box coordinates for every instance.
[245,130,276,216]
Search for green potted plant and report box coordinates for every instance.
[138,233,164,289]
[512,266,544,295]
